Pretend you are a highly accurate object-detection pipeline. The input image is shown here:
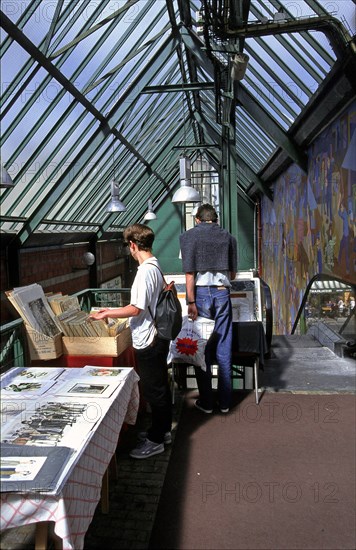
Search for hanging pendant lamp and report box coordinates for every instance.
[172,157,201,203]
[144,199,157,220]
[105,135,126,212]
[105,180,126,212]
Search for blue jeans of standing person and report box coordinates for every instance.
[134,337,172,444]
[194,286,233,410]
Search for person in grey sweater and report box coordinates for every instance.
[179,204,238,413]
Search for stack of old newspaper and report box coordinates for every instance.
[46,293,108,337]
[6,284,62,338]
[6,285,126,338]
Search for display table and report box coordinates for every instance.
[232,321,268,367]
[0,367,140,550]
[230,321,268,403]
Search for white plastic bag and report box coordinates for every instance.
[167,315,215,371]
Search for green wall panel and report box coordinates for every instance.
[237,197,256,271]
[148,200,185,274]
[149,195,256,275]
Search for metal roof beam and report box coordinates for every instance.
[49,0,140,59]
[181,25,215,76]
[236,157,273,200]
[0,11,107,125]
[143,82,214,93]
[181,22,307,173]
[236,86,308,172]
[6,29,178,243]
[1,1,103,118]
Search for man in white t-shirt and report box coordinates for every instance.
[90,224,172,459]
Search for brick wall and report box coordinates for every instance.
[1,241,127,325]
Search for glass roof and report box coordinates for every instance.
[1,0,355,242]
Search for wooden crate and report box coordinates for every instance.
[62,326,132,357]
[26,326,63,361]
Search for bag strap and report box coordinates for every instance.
[145,262,167,286]
[145,262,166,321]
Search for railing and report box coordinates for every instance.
[292,274,356,357]
[260,277,273,352]
[1,319,29,374]
[0,288,132,374]
[72,287,131,310]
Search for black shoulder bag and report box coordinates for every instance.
[147,264,182,341]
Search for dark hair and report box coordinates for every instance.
[123,224,155,251]
[196,203,218,223]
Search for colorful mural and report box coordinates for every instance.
[261,102,356,334]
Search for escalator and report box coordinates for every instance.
[292,275,356,359]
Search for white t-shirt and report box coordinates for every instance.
[129,257,164,349]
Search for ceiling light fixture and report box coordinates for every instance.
[105,180,127,212]
[144,199,157,220]
[172,157,201,203]
[1,165,15,188]
[105,136,126,212]
[172,42,201,205]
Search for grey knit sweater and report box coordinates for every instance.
[179,222,238,273]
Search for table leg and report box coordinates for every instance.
[109,452,118,479]
[48,522,63,550]
[254,358,259,405]
[35,522,48,550]
[53,533,63,550]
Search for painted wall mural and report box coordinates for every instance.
[261,102,355,335]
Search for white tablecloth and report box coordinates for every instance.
[0,367,140,549]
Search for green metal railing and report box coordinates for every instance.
[72,287,131,310]
[1,319,28,374]
[1,288,131,374]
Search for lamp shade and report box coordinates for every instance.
[144,199,157,220]
[172,157,201,203]
[172,180,201,203]
[105,180,126,212]
[1,165,15,188]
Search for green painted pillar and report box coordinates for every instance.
[220,85,238,239]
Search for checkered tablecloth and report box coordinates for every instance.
[1,367,140,550]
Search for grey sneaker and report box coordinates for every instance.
[194,399,213,414]
[130,438,165,459]
[138,431,172,445]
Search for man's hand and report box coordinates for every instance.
[89,309,109,321]
[188,303,198,321]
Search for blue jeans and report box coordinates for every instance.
[194,286,233,410]
[134,337,172,444]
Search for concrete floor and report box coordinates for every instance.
[262,334,355,393]
[1,335,355,549]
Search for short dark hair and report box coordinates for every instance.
[123,223,155,251]
[196,203,218,223]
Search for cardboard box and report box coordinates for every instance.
[26,326,63,361]
[62,326,132,357]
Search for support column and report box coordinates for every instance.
[220,82,238,239]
